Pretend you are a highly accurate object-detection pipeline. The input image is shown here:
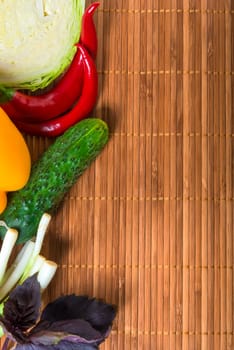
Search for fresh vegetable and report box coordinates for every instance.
[14,45,98,137]
[0,45,84,121]
[80,2,100,59]
[0,213,57,303]
[0,118,109,243]
[0,108,31,214]
[0,213,116,348]
[0,0,85,91]
[0,2,100,134]
[0,229,18,284]
[0,213,58,340]
[0,275,116,350]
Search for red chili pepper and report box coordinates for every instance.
[14,44,98,137]
[80,2,100,59]
[0,46,84,122]
[0,101,22,119]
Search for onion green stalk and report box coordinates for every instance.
[19,213,51,283]
[0,229,18,284]
[37,260,58,291]
[27,255,46,277]
[0,213,58,338]
[0,240,31,285]
[0,241,35,301]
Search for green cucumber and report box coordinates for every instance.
[0,118,109,243]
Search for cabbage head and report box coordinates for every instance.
[0,0,85,91]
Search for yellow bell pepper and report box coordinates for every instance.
[0,107,31,213]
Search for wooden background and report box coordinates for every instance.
[5,0,234,349]
[42,0,233,349]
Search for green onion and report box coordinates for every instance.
[0,229,18,284]
[37,260,58,291]
[0,213,58,339]
[27,255,46,277]
[20,213,51,282]
[0,241,35,301]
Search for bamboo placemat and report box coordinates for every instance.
[2,0,233,349]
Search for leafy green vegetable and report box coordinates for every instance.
[0,0,85,91]
[0,275,117,350]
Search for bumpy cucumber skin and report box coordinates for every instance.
[0,118,109,243]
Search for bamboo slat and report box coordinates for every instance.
[0,0,233,349]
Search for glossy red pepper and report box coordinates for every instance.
[0,101,22,119]
[14,44,98,137]
[0,46,84,121]
[79,2,100,59]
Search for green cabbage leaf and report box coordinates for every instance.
[0,0,85,91]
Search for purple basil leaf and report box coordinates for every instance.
[30,319,105,345]
[15,341,97,350]
[54,340,98,350]
[32,319,101,339]
[40,295,116,334]
[0,275,41,342]
[28,296,117,348]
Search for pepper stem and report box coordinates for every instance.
[0,86,14,103]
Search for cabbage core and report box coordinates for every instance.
[0,0,85,91]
